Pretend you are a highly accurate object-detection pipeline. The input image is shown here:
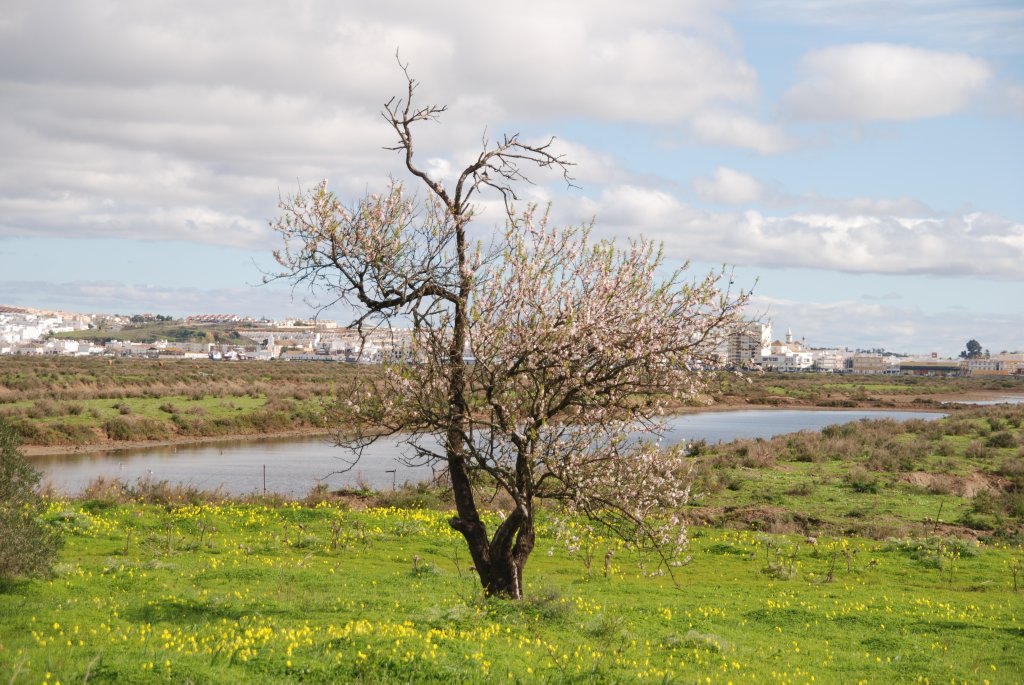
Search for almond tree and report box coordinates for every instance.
[271,67,747,598]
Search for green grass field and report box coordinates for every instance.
[3,364,1024,682]
[1,500,1022,684]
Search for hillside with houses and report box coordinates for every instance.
[3,305,1022,377]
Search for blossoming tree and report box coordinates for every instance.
[271,67,748,598]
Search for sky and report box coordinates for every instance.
[0,0,1021,357]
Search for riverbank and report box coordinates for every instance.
[5,355,1019,456]
[25,391,1023,459]
[22,426,336,457]
[22,397,964,459]
[33,408,949,498]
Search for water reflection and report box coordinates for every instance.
[35,409,943,496]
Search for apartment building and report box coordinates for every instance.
[725,321,772,368]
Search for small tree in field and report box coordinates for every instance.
[0,419,61,584]
[272,66,748,597]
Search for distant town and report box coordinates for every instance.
[725,322,1023,378]
[1,305,1022,377]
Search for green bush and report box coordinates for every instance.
[986,431,1017,449]
[845,465,880,494]
[102,416,170,441]
[0,418,62,584]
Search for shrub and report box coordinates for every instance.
[986,431,1017,449]
[1002,491,1024,519]
[986,417,1006,432]
[964,440,991,460]
[845,465,880,494]
[0,418,62,583]
[26,399,60,419]
[375,481,449,509]
[103,416,170,441]
[721,471,747,491]
[785,433,820,463]
[821,423,856,439]
[943,419,974,436]
[785,481,815,496]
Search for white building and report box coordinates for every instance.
[811,349,850,373]
[726,321,772,368]
[762,350,815,372]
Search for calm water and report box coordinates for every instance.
[944,396,1024,406]
[34,409,943,496]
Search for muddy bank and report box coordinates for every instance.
[23,427,335,458]
[25,399,952,459]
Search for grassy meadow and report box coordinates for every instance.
[1,500,1022,684]
[3,358,1024,682]
[2,403,1023,682]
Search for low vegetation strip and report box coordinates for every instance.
[1,500,1021,683]
[2,355,1022,451]
[0,357,378,448]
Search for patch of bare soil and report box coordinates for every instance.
[900,471,1004,498]
[688,505,825,536]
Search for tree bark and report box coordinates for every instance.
[445,215,498,592]
[484,509,535,598]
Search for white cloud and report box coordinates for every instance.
[783,43,992,121]
[796,195,937,217]
[1000,82,1024,115]
[544,139,636,187]
[0,1,753,127]
[694,167,766,205]
[575,185,690,232]
[742,0,1024,55]
[561,185,1024,280]
[0,0,773,248]
[690,110,791,153]
[0,279,337,321]
[0,0,1019,355]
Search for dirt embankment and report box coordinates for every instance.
[23,427,335,458]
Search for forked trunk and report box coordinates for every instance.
[483,504,536,598]
[482,523,534,599]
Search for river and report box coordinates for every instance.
[33,409,944,496]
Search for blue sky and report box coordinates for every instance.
[1,0,1021,357]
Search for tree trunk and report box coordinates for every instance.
[446,214,499,592]
[481,504,535,598]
